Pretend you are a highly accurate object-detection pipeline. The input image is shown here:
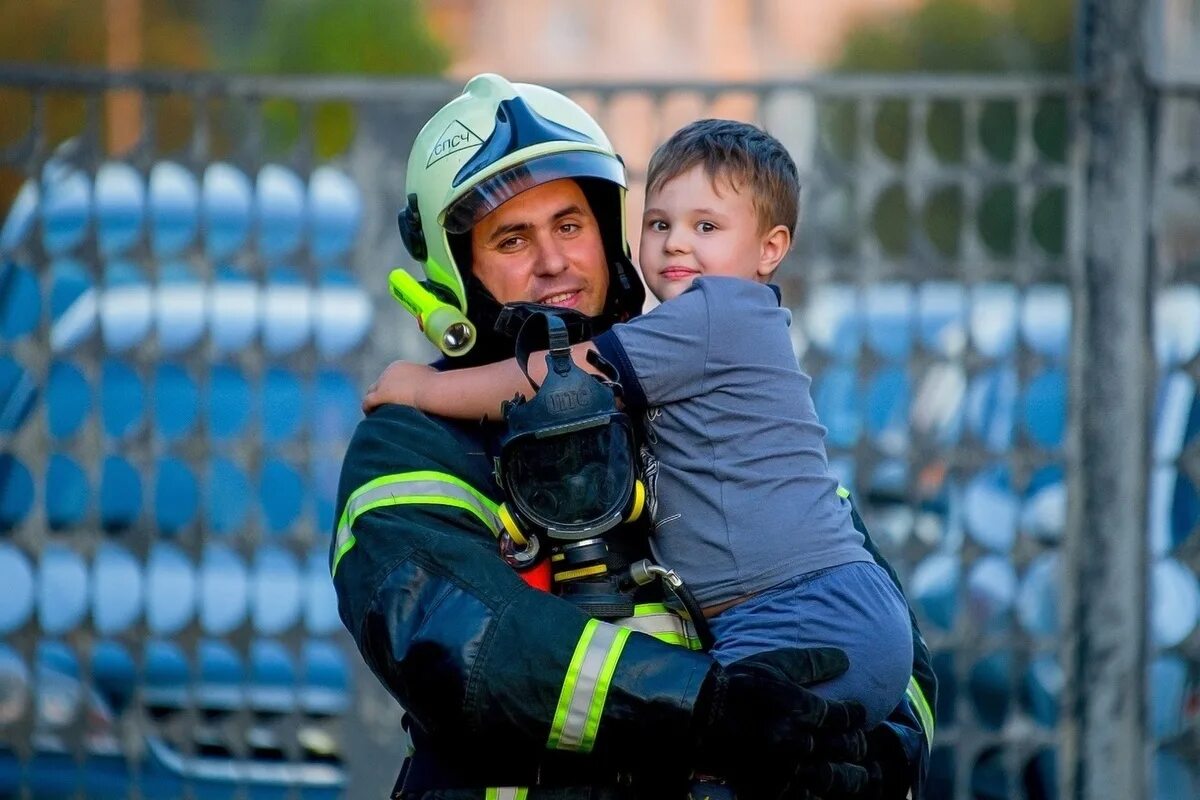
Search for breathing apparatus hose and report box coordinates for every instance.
[625,560,716,651]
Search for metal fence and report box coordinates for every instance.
[0,20,1197,800]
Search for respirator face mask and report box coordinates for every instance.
[494,311,645,617]
[497,311,642,539]
[502,420,637,537]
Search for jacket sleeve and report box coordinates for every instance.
[848,500,937,797]
[329,404,713,762]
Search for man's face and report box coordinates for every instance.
[470,179,610,316]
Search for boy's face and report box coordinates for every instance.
[638,164,789,302]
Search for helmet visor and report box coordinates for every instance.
[443,150,626,235]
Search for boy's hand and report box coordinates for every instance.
[363,360,436,413]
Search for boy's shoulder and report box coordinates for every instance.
[621,278,783,331]
[686,275,782,305]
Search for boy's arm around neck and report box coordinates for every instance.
[421,342,602,420]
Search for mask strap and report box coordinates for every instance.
[513,311,572,392]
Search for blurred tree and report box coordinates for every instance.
[1,1,105,68]
[0,1,209,204]
[0,0,210,71]
[226,0,448,77]
[0,0,448,203]
[0,0,448,75]
[838,0,1073,73]
[840,0,1008,73]
[829,0,1073,268]
[218,0,450,158]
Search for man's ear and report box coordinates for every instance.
[757,225,791,278]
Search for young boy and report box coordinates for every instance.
[365,120,913,728]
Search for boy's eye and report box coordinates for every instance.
[647,219,668,232]
[697,221,717,233]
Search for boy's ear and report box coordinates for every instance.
[757,225,791,278]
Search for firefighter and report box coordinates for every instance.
[331,73,936,799]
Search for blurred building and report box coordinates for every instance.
[427,0,922,82]
[425,0,923,266]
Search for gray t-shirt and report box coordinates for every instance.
[593,276,870,606]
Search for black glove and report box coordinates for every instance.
[859,724,912,800]
[692,647,873,800]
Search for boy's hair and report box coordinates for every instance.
[646,119,800,235]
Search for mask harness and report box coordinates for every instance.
[494,311,642,617]
[494,311,714,649]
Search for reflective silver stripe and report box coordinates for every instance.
[330,472,502,577]
[614,609,701,650]
[548,620,629,752]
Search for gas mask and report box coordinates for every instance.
[495,311,645,617]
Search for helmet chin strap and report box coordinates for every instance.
[496,302,600,350]
[452,272,629,368]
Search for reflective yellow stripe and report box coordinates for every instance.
[485,789,528,800]
[632,603,670,616]
[837,485,851,499]
[617,604,703,650]
[330,471,501,577]
[906,676,936,748]
[547,620,631,752]
[554,563,608,582]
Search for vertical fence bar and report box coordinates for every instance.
[1062,1,1154,799]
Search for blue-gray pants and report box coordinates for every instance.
[707,560,913,728]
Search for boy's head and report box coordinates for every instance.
[640,120,800,301]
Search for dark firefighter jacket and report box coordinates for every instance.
[330,403,937,798]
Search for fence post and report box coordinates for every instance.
[1063,1,1154,799]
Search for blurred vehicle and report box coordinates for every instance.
[0,641,344,798]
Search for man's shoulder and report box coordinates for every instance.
[354,401,456,437]
[337,404,501,510]
[344,404,492,474]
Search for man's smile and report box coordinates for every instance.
[538,289,583,307]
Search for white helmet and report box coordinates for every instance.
[396,73,644,351]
